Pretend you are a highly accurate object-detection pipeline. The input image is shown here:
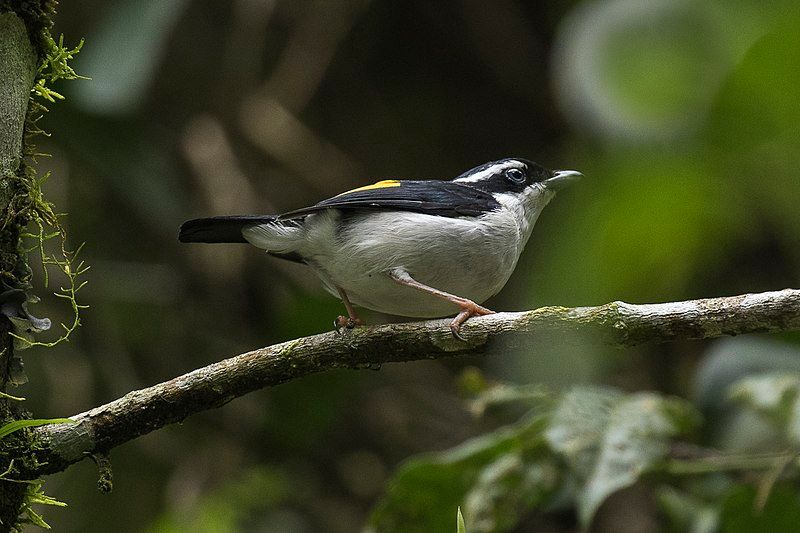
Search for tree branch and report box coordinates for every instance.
[32,288,800,475]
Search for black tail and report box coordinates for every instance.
[178,215,276,243]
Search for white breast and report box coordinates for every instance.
[297,189,553,317]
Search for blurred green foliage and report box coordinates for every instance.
[370,385,697,532]
[720,485,800,533]
[10,0,800,530]
[149,466,299,533]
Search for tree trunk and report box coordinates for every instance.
[0,9,38,530]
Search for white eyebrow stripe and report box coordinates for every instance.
[452,161,520,183]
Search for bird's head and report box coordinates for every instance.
[453,157,583,214]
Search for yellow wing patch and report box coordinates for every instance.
[337,179,401,196]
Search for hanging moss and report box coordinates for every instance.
[8,16,88,349]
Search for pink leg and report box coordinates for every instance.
[335,287,366,330]
[387,268,494,340]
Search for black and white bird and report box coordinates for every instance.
[179,158,582,338]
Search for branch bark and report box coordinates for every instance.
[32,287,800,475]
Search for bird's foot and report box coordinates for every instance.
[450,302,495,341]
[334,315,366,334]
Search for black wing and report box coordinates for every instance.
[278,180,500,219]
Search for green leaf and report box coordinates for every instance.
[545,387,697,526]
[463,452,559,533]
[369,415,554,533]
[373,386,698,531]
[656,485,719,533]
[544,386,624,478]
[457,506,466,533]
[0,418,74,440]
[729,372,800,444]
[729,373,800,413]
[468,382,550,417]
[581,394,694,525]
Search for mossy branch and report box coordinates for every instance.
[30,287,800,476]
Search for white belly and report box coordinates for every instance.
[299,210,525,318]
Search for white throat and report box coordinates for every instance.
[494,185,556,247]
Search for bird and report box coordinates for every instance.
[179,158,582,338]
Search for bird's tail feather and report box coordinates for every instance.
[178,215,277,243]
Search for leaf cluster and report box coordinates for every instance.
[370,342,800,532]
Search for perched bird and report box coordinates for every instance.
[179,158,581,338]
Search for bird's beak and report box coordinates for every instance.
[543,170,583,191]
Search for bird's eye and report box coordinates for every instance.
[505,168,526,184]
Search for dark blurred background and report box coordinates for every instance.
[17,0,800,530]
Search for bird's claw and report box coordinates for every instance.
[449,302,495,341]
[334,315,365,334]
[450,323,467,342]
